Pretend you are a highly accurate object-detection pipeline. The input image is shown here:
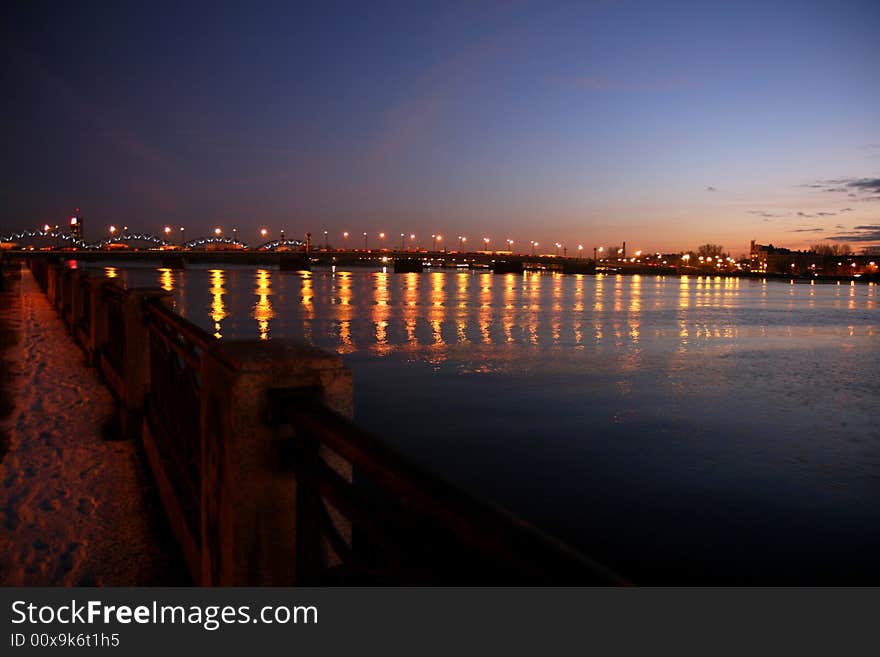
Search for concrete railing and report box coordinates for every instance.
[25,256,625,586]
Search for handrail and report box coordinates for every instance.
[271,391,627,585]
[144,301,239,371]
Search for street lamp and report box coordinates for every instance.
[343,231,349,249]
[578,244,584,259]
[432,234,437,251]
[506,238,514,251]
[379,232,385,249]
[555,242,561,256]
[436,234,442,252]
[410,234,416,250]
[163,226,172,240]
[260,228,268,239]
[324,230,329,249]
[483,237,490,251]
[363,231,368,250]
[232,226,238,241]
[180,227,185,246]
[109,225,116,236]
[400,233,405,250]
[531,240,538,255]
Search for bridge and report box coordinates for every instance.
[1,227,305,252]
[3,229,603,272]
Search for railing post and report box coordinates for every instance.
[45,262,59,305]
[118,288,172,440]
[198,340,352,585]
[85,277,108,367]
[69,270,82,333]
[62,268,75,329]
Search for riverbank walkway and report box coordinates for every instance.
[0,264,186,585]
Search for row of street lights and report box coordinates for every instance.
[92,224,598,256]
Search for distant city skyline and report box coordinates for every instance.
[2,1,878,254]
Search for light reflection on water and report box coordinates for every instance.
[100,264,880,583]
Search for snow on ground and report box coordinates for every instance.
[0,266,187,585]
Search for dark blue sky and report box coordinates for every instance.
[3,1,878,253]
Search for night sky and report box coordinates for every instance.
[3,1,878,254]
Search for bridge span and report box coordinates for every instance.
[9,247,604,274]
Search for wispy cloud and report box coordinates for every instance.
[828,224,880,242]
[848,178,880,194]
[804,177,880,200]
[790,227,824,233]
[705,186,717,192]
[748,210,787,218]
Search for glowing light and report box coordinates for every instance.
[109,225,116,234]
[261,228,268,238]
[163,226,171,235]
[214,227,222,236]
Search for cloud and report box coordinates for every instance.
[848,178,880,193]
[805,177,880,200]
[748,210,787,218]
[705,186,717,192]
[828,224,880,242]
[790,228,824,233]
[840,208,854,212]
[796,211,836,217]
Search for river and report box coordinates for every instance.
[96,263,880,583]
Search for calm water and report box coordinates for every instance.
[98,263,880,583]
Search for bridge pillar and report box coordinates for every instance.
[492,260,524,274]
[198,341,352,585]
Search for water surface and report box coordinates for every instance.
[98,263,880,583]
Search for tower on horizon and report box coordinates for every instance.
[69,209,83,241]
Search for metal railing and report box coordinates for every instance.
[269,390,626,585]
